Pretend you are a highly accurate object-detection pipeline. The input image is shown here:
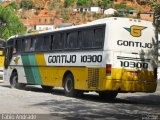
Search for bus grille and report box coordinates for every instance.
[88,68,99,89]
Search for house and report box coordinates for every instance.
[117,9,137,17]
[104,8,117,15]
[21,9,62,32]
[74,7,101,13]
[140,12,154,22]
[90,7,101,13]
[74,8,90,12]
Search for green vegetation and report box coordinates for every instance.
[64,0,113,8]
[98,0,114,9]
[7,2,19,11]
[64,0,76,7]
[77,0,90,7]
[0,6,25,40]
[20,0,35,9]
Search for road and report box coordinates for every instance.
[0,80,160,120]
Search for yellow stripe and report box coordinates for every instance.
[0,51,3,55]
[35,53,56,86]
[0,56,4,67]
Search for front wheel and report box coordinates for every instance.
[10,72,18,89]
[99,91,118,100]
[64,74,77,97]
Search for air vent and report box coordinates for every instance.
[88,68,99,89]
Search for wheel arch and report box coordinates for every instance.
[10,69,18,82]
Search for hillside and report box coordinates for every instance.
[0,0,159,33]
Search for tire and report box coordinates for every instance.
[41,85,53,92]
[64,74,77,97]
[10,72,18,89]
[99,91,118,100]
[18,83,26,89]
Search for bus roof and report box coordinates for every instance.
[7,17,153,40]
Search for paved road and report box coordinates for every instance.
[0,81,160,120]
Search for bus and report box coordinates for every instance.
[0,39,5,82]
[4,17,158,99]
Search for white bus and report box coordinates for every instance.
[4,17,158,99]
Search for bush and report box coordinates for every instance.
[20,0,35,9]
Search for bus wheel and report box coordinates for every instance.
[41,85,53,92]
[64,74,77,97]
[10,72,18,89]
[99,91,118,100]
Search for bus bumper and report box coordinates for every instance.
[120,81,157,93]
[104,80,157,93]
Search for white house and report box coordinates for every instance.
[74,7,101,13]
[104,8,117,15]
[36,24,55,31]
[90,7,101,13]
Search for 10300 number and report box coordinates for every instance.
[120,61,148,69]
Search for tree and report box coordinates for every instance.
[8,2,19,11]
[150,2,160,38]
[64,0,77,7]
[154,5,160,35]
[114,2,126,10]
[20,0,35,9]
[98,0,114,9]
[77,0,90,7]
[0,6,25,40]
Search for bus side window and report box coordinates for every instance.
[43,36,51,51]
[94,28,104,48]
[82,29,94,49]
[52,33,64,50]
[78,31,82,49]
[15,39,22,53]
[23,38,31,52]
[65,31,79,49]
[21,39,25,52]
[30,37,37,52]
[36,35,44,51]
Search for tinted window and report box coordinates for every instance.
[21,39,26,52]
[36,36,44,51]
[65,31,79,49]
[15,39,22,52]
[94,28,104,48]
[30,37,37,51]
[82,29,94,48]
[24,38,31,52]
[82,27,104,49]
[7,39,14,47]
[43,36,51,51]
[51,33,64,50]
[35,35,51,51]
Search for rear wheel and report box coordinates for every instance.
[41,85,53,92]
[10,72,18,89]
[64,74,77,97]
[99,91,118,100]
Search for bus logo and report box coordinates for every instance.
[124,25,147,37]
[14,57,20,65]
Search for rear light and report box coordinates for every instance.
[106,64,112,76]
